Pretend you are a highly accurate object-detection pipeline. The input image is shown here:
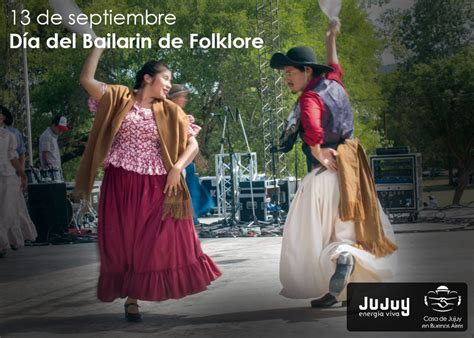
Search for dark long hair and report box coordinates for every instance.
[133,60,170,90]
[295,65,323,79]
[0,105,13,126]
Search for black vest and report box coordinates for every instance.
[299,78,354,172]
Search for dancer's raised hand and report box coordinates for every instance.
[327,17,341,37]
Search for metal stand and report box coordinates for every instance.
[212,108,242,228]
[256,0,286,227]
[268,128,283,226]
[236,108,272,228]
[208,107,271,235]
[256,0,287,177]
[70,199,98,231]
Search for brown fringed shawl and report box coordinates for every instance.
[337,139,398,257]
[75,85,192,220]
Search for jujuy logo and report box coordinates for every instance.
[424,285,462,313]
[359,297,410,316]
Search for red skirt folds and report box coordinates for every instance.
[97,166,221,302]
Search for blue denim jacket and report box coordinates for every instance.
[6,126,26,157]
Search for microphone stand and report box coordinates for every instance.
[236,108,271,228]
[207,107,242,232]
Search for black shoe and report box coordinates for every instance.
[0,250,6,258]
[10,245,19,251]
[124,303,142,322]
[329,252,354,297]
[311,293,338,308]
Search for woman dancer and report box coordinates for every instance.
[76,47,221,321]
[0,106,37,257]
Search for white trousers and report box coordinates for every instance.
[279,169,398,300]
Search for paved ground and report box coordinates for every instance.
[0,224,473,338]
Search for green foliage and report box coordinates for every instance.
[381,0,473,156]
[1,0,388,179]
[381,0,473,203]
[385,48,474,159]
[380,0,473,65]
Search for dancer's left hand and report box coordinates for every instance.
[312,147,338,171]
[164,166,183,196]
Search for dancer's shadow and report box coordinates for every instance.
[0,306,345,336]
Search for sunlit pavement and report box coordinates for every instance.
[0,222,472,338]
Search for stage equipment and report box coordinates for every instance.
[238,181,282,222]
[27,182,70,242]
[213,107,257,226]
[376,147,410,155]
[256,0,287,178]
[369,152,423,221]
[215,152,258,216]
[278,177,299,213]
[66,181,101,210]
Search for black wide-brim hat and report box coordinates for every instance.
[270,46,334,74]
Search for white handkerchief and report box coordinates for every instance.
[318,0,342,19]
[49,0,97,39]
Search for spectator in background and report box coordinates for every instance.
[39,115,69,171]
[0,106,26,168]
[168,84,215,225]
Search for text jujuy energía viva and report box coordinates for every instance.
[9,8,264,49]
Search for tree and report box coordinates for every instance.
[380,0,472,65]
[384,49,474,205]
[381,0,473,204]
[1,0,389,180]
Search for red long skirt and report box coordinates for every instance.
[97,166,221,302]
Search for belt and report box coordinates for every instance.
[313,165,327,176]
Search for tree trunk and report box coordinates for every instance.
[452,167,470,205]
[448,152,454,185]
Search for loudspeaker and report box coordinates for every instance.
[375,147,410,155]
[278,179,299,212]
[27,183,69,241]
[238,181,280,222]
[239,193,267,222]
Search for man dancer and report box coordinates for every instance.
[271,18,398,307]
